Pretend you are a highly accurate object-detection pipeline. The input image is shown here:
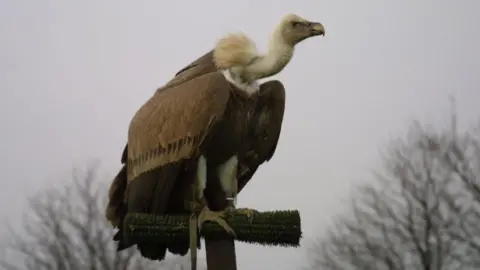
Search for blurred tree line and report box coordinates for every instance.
[0,163,206,270]
[306,107,480,269]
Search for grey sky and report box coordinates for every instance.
[1,0,479,269]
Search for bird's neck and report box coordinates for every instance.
[243,29,294,81]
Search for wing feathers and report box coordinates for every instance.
[108,52,232,260]
[119,162,183,258]
[127,72,231,182]
[237,80,285,193]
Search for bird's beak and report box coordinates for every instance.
[309,22,325,36]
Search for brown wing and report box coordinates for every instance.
[123,71,232,258]
[121,71,231,259]
[105,50,219,227]
[237,80,286,193]
[126,71,231,182]
[202,80,286,270]
[105,51,232,260]
[161,50,217,90]
[124,70,230,206]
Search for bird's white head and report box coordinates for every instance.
[274,13,325,46]
[214,13,325,95]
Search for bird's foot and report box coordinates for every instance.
[197,206,237,238]
[185,198,203,214]
[235,207,258,223]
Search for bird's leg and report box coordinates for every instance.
[217,156,239,216]
[186,155,213,270]
[217,155,257,223]
[195,156,236,238]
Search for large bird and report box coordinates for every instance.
[105,13,325,261]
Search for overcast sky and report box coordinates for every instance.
[1,0,480,269]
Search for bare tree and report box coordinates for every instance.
[0,163,205,270]
[306,112,480,270]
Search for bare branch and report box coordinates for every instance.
[306,111,480,270]
[0,164,204,270]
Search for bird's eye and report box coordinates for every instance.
[291,21,301,27]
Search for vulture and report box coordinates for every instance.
[105,13,325,261]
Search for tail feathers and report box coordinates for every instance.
[167,235,201,256]
[108,162,196,261]
[139,244,168,261]
[114,218,167,261]
[113,224,132,251]
[168,241,190,256]
[106,165,134,252]
[114,226,190,260]
[213,32,258,70]
[106,165,128,228]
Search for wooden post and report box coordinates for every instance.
[205,238,237,270]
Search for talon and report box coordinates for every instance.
[225,206,236,216]
[236,208,257,223]
[197,206,237,238]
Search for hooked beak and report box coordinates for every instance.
[309,22,325,36]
